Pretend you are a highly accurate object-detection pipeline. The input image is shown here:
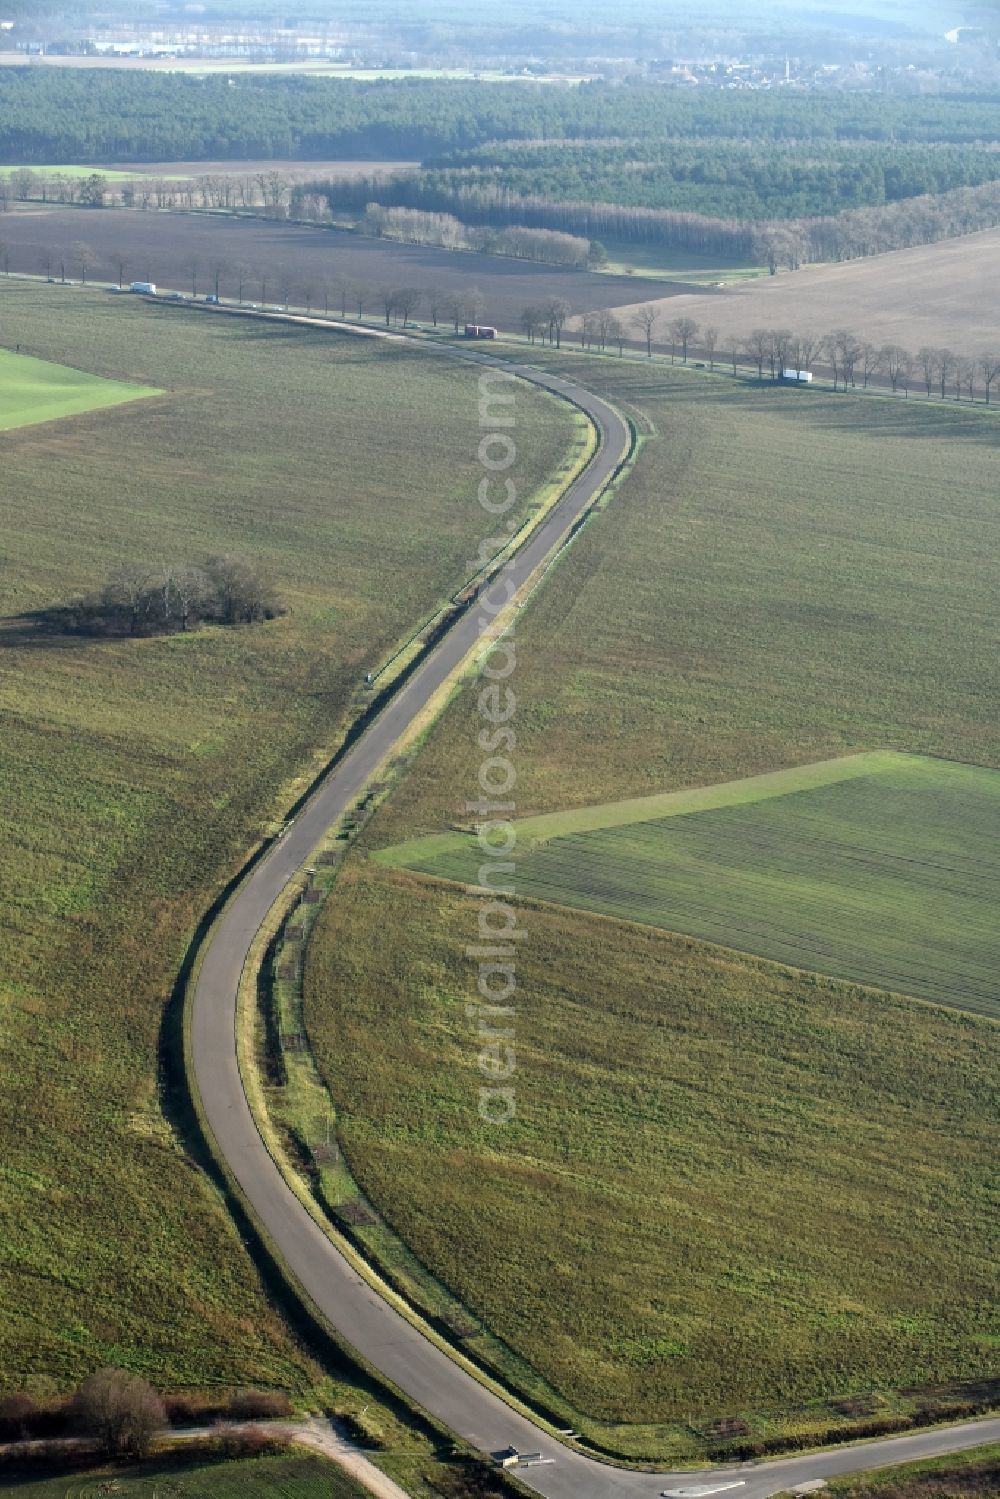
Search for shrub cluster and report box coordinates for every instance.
[45,555,285,638]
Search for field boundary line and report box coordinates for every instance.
[377,750,910,866]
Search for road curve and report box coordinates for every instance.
[187,338,1000,1499]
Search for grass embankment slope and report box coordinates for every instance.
[0,282,579,1394]
[382,752,1000,1018]
[0,346,158,430]
[823,1442,1000,1496]
[304,359,1000,1448]
[4,1448,367,1499]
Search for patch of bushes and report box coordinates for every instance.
[43,554,285,638]
[225,1390,293,1421]
[209,1424,292,1460]
[71,1368,166,1458]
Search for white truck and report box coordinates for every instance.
[129,281,157,296]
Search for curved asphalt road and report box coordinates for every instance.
[188,338,1000,1499]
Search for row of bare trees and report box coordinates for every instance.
[742,326,1000,402]
[0,239,496,330]
[517,301,1000,404]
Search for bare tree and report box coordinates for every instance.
[72,1369,164,1459]
[835,330,862,388]
[188,257,200,298]
[520,305,545,344]
[597,307,617,351]
[962,358,976,402]
[670,315,699,363]
[882,345,909,394]
[171,565,213,631]
[703,324,719,369]
[0,240,9,276]
[234,262,250,304]
[631,304,660,358]
[205,555,281,624]
[607,313,625,356]
[102,564,158,635]
[210,258,226,299]
[824,332,843,391]
[768,327,792,379]
[746,328,770,379]
[917,347,938,398]
[425,286,446,327]
[937,348,954,400]
[861,343,882,389]
[797,332,820,371]
[73,241,93,286]
[379,287,397,327]
[980,353,1000,405]
[463,286,486,328]
[393,287,422,326]
[544,296,570,348]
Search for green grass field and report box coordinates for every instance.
[302,354,1000,1454]
[4,1449,366,1499]
[381,752,1000,1018]
[0,347,159,430]
[595,238,766,284]
[0,281,578,1397]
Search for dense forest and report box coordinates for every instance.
[7,70,1000,257]
[8,71,1000,169]
[414,139,1000,218]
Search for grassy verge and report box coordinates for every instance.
[0,1447,371,1499]
[819,1441,1000,1496]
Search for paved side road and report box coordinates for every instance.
[186,324,1000,1499]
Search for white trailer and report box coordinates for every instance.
[781,368,813,383]
[129,281,157,295]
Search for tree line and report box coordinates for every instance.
[570,307,1000,405]
[41,555,284,638]
[417,136,1000,220]
[311,170,1000,271]
[361,203,591,266]
[11,71,1000,165]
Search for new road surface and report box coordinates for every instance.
[186,323,1000,1499]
